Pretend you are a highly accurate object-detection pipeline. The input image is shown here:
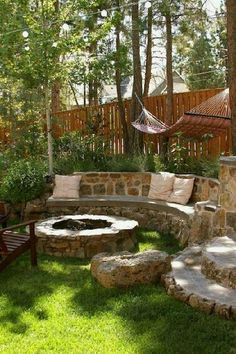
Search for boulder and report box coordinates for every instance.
[91,250,171,288]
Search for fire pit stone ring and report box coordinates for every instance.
[35,214,138,258]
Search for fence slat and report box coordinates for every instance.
[0,88,229,158]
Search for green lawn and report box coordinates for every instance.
[0,229,235,354]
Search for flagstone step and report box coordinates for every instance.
[201,236,236,289]
[162,245,236,319]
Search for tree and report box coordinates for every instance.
[186,32,226,90]
[130,0,143,154]
[144,5,153,97]
[114,0,130,153]
[226,0,236,154]
[173,2,226,90]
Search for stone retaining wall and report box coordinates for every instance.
[74,172,220,203]
[25,173,219,220]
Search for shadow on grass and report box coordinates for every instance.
[72,280,236,354]
[135,227,183,254]
[0,252,90,334]
[0,247,235,354]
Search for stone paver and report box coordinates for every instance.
[162,244,236,319]
[202,236,236,289]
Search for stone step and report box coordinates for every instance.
[201,236,236,289]
[162,245,236,319]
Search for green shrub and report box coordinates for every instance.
[54,131,108,163]
[105,154,155,172]
[200,158,220,178]
[153,154,166,172]
[54,157,98,174]
[0,159,46,218]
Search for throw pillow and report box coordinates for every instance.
[52,174,81,199]
[167,177,194,205]
[148,172,175,200]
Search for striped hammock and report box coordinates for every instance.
[132,89,231,138]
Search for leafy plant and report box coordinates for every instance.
[200,158,220,178]
[54,131,109,172]
[105,154,155,172]
[54,156,98,174]
[153,154,166,172]
[0,159,46,219]
[167,133,188,173]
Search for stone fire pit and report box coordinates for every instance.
[36,215,138,258]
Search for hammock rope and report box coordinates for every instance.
[132,93,169,134]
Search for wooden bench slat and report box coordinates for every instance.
[0,220,37,272]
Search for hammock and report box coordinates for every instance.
[131,107,168,134]
[131,93,168,134]
[132,89,231,138]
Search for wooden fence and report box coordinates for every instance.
[0,88,230,158]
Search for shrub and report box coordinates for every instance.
[200,158,220,179]
[153,154,166,172]
[54,157,98,174]
[0,159,46,219]
[54,131,108,162]
[105,154,155,172]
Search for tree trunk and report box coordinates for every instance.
[115,0,130,153]
[130,0,143,154]
[51,80,61,113]
[144,6,153,97]
[160,13,173,160]
[51,0,60,113]
[46,84,53,176]
[165,13,174,126]
[226,0,236,154]
[88,13,98,106]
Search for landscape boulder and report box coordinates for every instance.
[91,250,171,288]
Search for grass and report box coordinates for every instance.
[0,229,235,354]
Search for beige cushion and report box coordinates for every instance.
[148,172,175,200]
[52,174,81,199]
[167,177,194,205]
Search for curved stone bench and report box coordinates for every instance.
[43,172,220,246]
[47,195,196,246]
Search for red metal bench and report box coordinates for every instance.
[0,220,37,272]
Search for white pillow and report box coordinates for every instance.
[167,177,194,205]
[52,174,81,199]
[148,172,175,200]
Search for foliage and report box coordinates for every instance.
[153,154,166,172]
[185,32,226,90]
[54,156,98,174]
[199,158,220,179]
[174,3,227,90]
[0,159,46,207]
[105,154,155,172]
[54,130,109,173]
[0,229,235,353]
[166,133,188,173]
